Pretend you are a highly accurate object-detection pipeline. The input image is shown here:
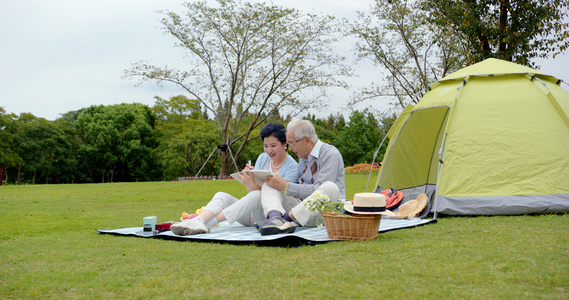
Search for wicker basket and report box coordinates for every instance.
[320,211,382,240]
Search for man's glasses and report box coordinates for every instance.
[287,137,305,147]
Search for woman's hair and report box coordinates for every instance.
[287,119,318,142]
[259,122,287,144]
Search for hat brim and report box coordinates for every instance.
[344,202,395,216]
[393,193,428,218]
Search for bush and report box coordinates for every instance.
[344,163,381,174]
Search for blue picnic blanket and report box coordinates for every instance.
[97,218,436,246]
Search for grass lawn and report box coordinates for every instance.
[1,174,568,299]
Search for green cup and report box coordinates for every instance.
[143,216,157,231]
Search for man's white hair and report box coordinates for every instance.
[287,119,318,142]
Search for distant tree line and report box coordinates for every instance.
[0,98,395,185]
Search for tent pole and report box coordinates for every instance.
[433,133,447,220]
[366,134,389,192]
[196,146,219,178]
[432,79,467,218]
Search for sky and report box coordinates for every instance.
[1,0,568,121]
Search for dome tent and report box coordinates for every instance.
[375,58,569,216]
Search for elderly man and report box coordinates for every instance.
[256,119,346,235]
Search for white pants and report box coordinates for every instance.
[261,181,341,227]
[204,190,266,226]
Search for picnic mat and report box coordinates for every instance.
[97,218,436,246]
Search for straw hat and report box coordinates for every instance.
[344,193,395,216]
[394,193,428,218]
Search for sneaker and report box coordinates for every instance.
[254,217,271,230]
[170,219,209,236]
[257,216,296,236]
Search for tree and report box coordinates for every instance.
[336,109,384,166]
[0,108,21,184]
[13,113,44,184]
[49,118,79,184]
[12,114,74,184]
[313,123,339,146]
[37,121,76,184]
[349,0,464,110]
[326,113,346,133]
[151,95,220,179]
[125,0,350,176]
[152,94,202,123]
[422,0,569,67]
[75,103,158,183]
[156,119,220,179]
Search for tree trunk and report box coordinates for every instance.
[0,167,3,186]
[17,163,21,185]
[109,168,114,183]
[219,151,231,177]
[498,0,510,58]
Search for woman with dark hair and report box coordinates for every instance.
[171,122,298,235]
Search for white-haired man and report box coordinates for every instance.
[256,119,346,235]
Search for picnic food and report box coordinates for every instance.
[180,206,206,221]
[180,212,197,221]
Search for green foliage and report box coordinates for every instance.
[152,94,202,123]
[151,95,271,179]
[74,103,159,183]
[155,119,220,179]
[307,112,347,146]
[2,104,395,184]
[152,95,219,179]
[422,0,569,67]
[313,124,338,146]
[0,108,20,172]
[327,112,347,132]
[337,109,385,166]
[12,114,75,184]
[37,120,76,184]
[1,178,568,298]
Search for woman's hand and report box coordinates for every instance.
[237,170,260,192]
[242,162,255,172]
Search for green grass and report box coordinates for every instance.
[1,174,568,299]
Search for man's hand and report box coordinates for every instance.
[265,173,287,191]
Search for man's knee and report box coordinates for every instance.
[318,181,340,201]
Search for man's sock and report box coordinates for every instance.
[268,210,281,219]
[283,212,293,222]
[193,216,205,223]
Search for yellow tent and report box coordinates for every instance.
[375,58,569,216]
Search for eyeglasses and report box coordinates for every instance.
[287,137,305,147]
